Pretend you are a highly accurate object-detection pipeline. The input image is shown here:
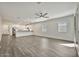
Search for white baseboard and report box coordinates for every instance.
[33,34,74,42]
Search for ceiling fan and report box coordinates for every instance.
[35,12,49,18]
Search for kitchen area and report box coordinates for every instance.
[3,24,34,37]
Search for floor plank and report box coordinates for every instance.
[0,35,78,57]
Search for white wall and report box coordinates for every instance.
[32,15,74,41]
[0,17,2,41]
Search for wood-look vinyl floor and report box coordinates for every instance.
[0,35,78,57]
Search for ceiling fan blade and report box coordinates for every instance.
[35,13,40,16]
[42,13,48,17]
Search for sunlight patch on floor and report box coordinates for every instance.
[60,43,78,47]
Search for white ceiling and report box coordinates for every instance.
[0,2,77,25]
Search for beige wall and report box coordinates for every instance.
[32,15,74,41]
[0,17,2,41]
[2,24,10,34]
[2,22,14,35]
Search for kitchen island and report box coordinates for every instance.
[16,31,33,37]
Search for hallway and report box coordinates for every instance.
[0,35,77,57]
